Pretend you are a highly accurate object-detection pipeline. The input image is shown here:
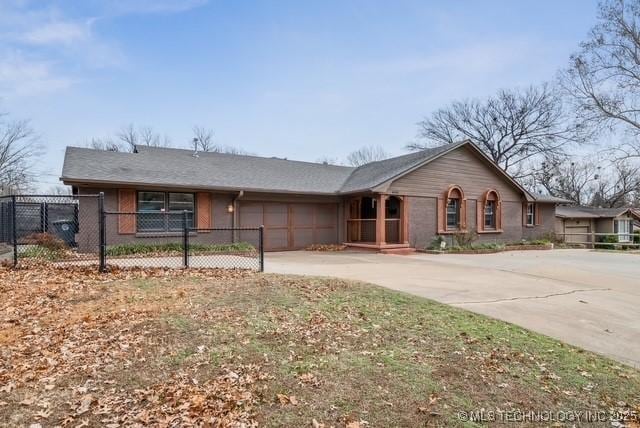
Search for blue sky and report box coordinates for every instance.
[0,0,599,190]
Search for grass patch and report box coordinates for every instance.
[105,241,255,256]
[0,267,638,427]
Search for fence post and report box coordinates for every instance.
[11,195,17,267]
[98,192,106,273]
[182,210,189,268]
[40,202,47,233]
[259,225,264,272]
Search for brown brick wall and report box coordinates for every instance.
[522,202,556,240]
[75,187,234,251]
[407,196,552,249]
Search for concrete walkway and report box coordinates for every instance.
[266,249,640,367]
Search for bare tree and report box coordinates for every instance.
[114,124,170,152]
[47,185,72,195]
[531,155,640,207]
[116,124,138,152]
[216,145,251,155]
[192,126,216,152]
[190,126,250,155]
[346,145,390,166]
[560,0,640,158]
[86,137,122,152]
[410,84,583,179]
[315,155,342,165]
[0,114,40,194]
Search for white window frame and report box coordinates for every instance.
[616,219,632,243]
[526,203,535,226]
[446,198,460,230]
[484,200,496,229]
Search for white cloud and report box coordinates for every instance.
[0,3,125,97]
[0,51,73,97]
[22,20,91,46]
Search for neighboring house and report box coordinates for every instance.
[555,206,640,244]
[61,140,560,251]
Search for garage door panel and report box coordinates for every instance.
[264,203,288,227]
[239,202,263,227]
[291,204,314,227]
[293,228,314,248]
[240,201,338,251]
[266,228,289,250]
[566,226,589,244]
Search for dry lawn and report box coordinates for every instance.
[0,265,639,427]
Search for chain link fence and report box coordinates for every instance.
[0,194,264,272]
[0,194,101,267]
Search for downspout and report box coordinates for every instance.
[231,190,244,242]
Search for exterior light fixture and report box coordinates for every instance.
[227,203,234,213]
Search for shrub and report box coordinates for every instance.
[20,233,69,261]
[470,242,505,250]
[634,231,640,244]
[21,246,67,261]
[453,229,478,247]
[429,235,446,250]
[596,234,618,250]
[23,233,67,252]
[539,231,562,244]
[106,242,256,257]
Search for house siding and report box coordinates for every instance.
[387,146,522,202]
[397,146,541,249]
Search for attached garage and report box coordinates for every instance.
[239,202,339,250]
[565,225,590,244]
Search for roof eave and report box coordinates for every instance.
[60,177,343,196]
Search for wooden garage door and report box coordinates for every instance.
[239,202,338,250]
[566,226,590,244]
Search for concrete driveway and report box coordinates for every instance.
[266,249,640,367]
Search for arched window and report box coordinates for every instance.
[478,189,502,232]
[439,185,466,233]
[446,188,462,229]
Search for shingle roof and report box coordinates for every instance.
[339,142,466,193]
[61,140,527,196]
[556,206,639,219]
[62,146,355,194]
[529,193,573,204]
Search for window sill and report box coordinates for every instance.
[524,225,536,228]
[135,232,198,238]
[478,229,503,234]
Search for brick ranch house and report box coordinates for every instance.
[60,140,562,252]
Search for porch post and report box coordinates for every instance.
[376,194,386,246]
[401,196,409,245]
